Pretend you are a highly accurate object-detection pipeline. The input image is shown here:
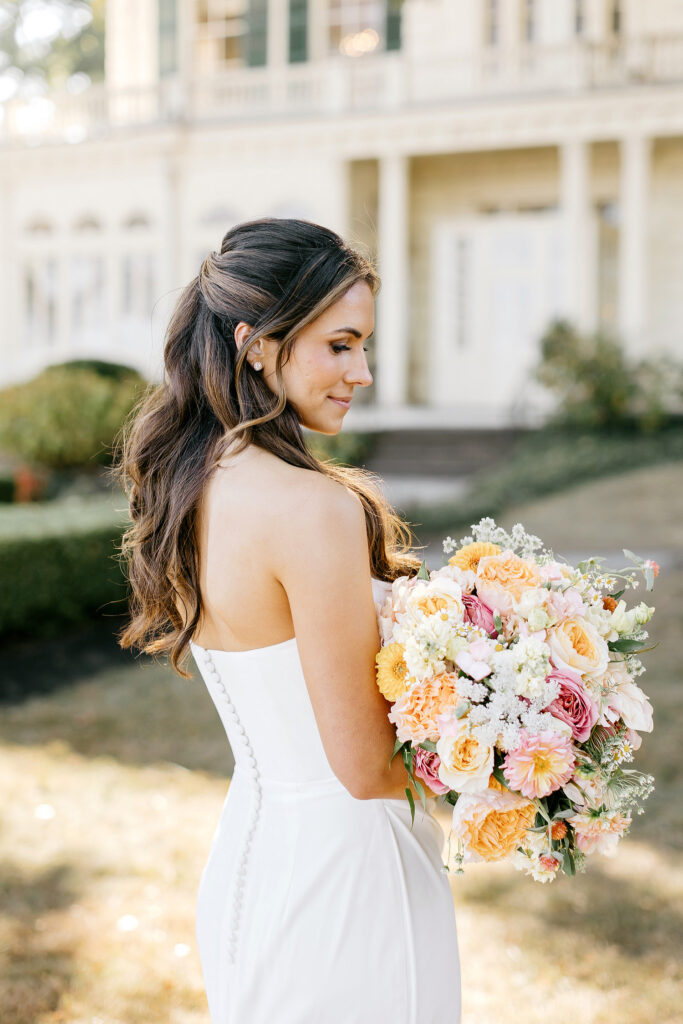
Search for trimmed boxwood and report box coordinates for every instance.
[0,494,131,640]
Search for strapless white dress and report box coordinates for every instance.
[189,577,461,1023]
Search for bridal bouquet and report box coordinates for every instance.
[375,518,657,883]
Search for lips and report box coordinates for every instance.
[328,396,352,408]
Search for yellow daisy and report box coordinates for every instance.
[449,541,502,573]
[376,643,410,701]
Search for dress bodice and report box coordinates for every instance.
[189,576,393,788]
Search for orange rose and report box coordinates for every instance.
[388,672,461,744]
[451,788,537,862]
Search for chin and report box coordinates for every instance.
[303,420,343,436]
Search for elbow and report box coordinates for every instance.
[337,769,384,802]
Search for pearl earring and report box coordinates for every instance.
[253,361,263,371]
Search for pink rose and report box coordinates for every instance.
[414,746,449,795]
[545,667,599,743]
[462,594,498,636]
[545,586,586,623]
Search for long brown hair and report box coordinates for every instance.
[110,217,423,677]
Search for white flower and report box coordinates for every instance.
[431,563,477,595]
[436,720,494,793]
[609,599,653,635]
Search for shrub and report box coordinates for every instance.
[0,493,130,640]
[0,365,146,470]
[304,430,376,466]
[534,319,683,432]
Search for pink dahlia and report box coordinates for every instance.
[503,729,576,799]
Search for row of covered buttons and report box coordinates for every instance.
[201,648,262,965]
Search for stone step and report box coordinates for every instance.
[363,428,528,478]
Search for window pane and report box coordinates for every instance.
[289,0,308,63]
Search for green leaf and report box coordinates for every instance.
[608,638,646,653]
[610,588,626,600]
[492,766,510,789]
[454,700,470,719]
[390,737,405,765]
[405,785,415,828]
[412,775,427,813]
[644,567,655,591]
[622,548,642,564]
[563,849,576,876]
[420,740,437,753]
[493,612,503,632]
[416,560,430,580]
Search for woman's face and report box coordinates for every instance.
[237,280,375,434]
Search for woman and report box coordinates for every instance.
[112,218,461,1022]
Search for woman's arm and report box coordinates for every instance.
[269,473,413,801]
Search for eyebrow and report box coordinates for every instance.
[327,327,374,338]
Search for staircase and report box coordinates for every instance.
[363,428,530,479]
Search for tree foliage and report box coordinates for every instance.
[0,0,104,96]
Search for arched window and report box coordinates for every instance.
[24,257,58,348]
[121,212,158,335]
[25,217,54,236]
[73,214,103,234]
[123,212,153,231]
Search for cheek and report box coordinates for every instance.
[294,350,340,388]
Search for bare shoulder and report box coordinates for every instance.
[208,445,363,558]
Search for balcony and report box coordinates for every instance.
[2,35,683,147]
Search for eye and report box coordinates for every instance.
[331,344,370,353]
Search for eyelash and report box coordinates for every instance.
[331,344,370,353]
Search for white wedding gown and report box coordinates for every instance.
[189,577,461,1023]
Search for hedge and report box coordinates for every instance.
[0,493,130,640]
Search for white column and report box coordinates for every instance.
[326,158,350,240]
[376,154,409,408]
[267,0,289,66]
[308,0,328,61]
[618,134,651,354]
[560,138,596,333]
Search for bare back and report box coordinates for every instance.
[192,443,316,652]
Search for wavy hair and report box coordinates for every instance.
[110,217,423,677]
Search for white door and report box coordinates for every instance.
[430,212,568,423]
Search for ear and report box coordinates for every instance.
[234,322,261,361]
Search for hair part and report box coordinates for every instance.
[110,217,423,678]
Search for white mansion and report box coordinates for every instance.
[1,0,683,428]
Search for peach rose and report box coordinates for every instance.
[436,720,494,793]
[388,672,461,744]
[546,617,609,678]
[475,549,544,614]
[451,787,537,862]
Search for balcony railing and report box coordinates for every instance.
[2,35,682,146]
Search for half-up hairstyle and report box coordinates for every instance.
[110,217,423,677]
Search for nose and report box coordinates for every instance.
[344,348,373,388]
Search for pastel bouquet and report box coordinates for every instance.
[375,518,657,883]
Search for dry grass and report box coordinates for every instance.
[1,462,682,1024]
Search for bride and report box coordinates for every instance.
[113,217,461,1022]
